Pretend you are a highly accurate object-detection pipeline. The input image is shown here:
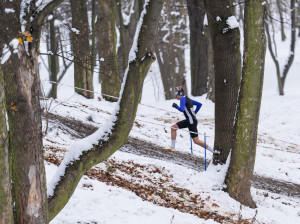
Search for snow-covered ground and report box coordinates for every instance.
[39,19,300,224]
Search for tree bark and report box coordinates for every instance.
[1,1,63,223]
[205,24,215,102]
[187,0,208,96]
[225,0,266,208]
[204,0,241,165]
[281,0,296,90]
[155,0,187,99]
[47,0,164,220]
[276,0,286,41]
[96,0,120,101]
[70,0,94,99]
[48,15,59,99]
[0,65,13,224]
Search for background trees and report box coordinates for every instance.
[70,0,94,99]
[187,0,208,97]
[155,0,188,99]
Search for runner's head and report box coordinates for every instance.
[174,86,184,99]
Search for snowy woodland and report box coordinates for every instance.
[0,0,300,224]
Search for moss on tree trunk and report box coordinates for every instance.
[0,66,13,223]
[225,0,266,208]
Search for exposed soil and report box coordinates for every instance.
[44,112,300,200]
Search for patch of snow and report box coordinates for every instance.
[226,16,239,29]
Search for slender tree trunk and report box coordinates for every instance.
[70,0,94,99]
[205,24,215,102]
[47,0,164,220]
[204,0,241,165]
[155,0,187,99]
[265,0,296,95]
[281,0,296,90]
[91,0,97,76]
[265,21,283,95]
[97,0,120,101]
[0,66,13,223]
[276,0,286,41]
[187,0,208,96]
[48,15,59,99]
[225,0,266,208]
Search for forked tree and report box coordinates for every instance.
[0,0,164,223]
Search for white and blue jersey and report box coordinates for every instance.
[174,96,202,124]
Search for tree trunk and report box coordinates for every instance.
[155,0,187,99]
[96,0,120,101]
[265,21,283,95]
[47,0,164,220]
[90,0,97,76]
[276,0,286,41]
[70,0,94,99]
[1,1,64,223]
[187,0,208,96]
[48,15,59,99]
[265,0,296,95]
[3,37,48,224]
[0,66,13,223]
[204,0,241,165]
[281,0,296,90]
[225,0,266,208]
[205,24,215,102]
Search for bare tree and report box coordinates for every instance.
[225,0,266,208]
[265,0,296,95]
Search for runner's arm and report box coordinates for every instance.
[176,97,186,112]
[192,100,202,114]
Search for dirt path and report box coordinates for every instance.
[44,112,300,199]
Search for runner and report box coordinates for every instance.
[165,86,214,153]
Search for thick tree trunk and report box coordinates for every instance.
[225,0,266,208]
[47,0,164,220]
[155,0,187,100]
[1,1,64,223]
[3,44,48,224]
[0,66,13,223]
[70,0,94,99]
[204,0,241,165]
[187,0,208,96]
[97,0,120,101]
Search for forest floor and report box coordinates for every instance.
[44,112,300,223]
